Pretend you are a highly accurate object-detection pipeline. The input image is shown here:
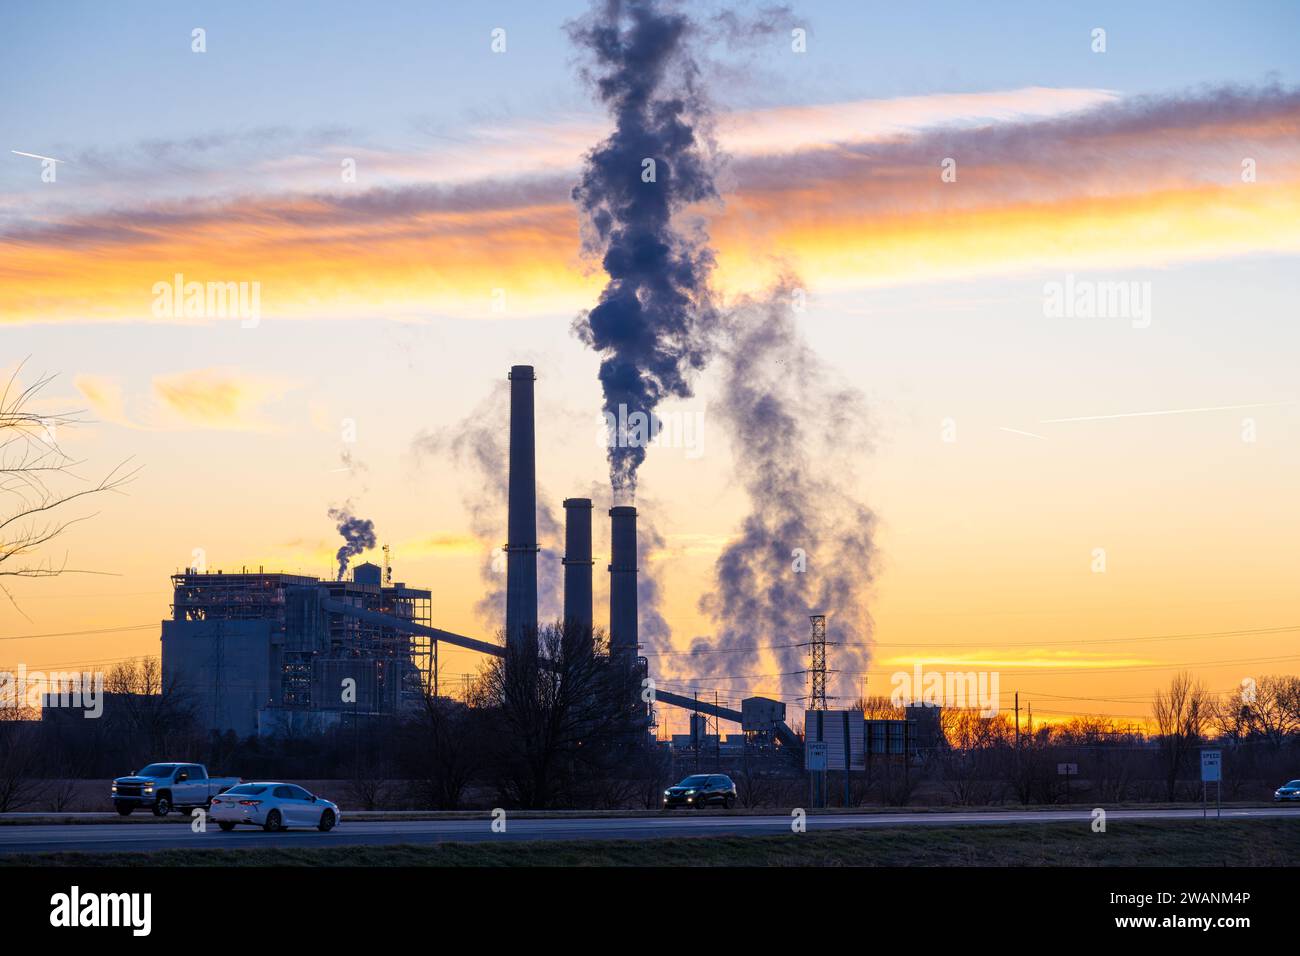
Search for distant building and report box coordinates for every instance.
[162,567,431,737]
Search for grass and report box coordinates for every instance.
[4,818,1296,867]
[0,801,1281,825]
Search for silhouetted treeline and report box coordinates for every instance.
[4,661,1297,811]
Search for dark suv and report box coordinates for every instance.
[663,774,737,809]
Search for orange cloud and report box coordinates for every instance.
[73,374,129,425]
[151,368,291,431]
[3,86,1297,325]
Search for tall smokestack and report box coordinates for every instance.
[563,498,593,639]
[504,365,538,651]
[608,505,638,662]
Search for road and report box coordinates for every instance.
[0,807,1293,855]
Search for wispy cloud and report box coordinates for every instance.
[4,85,1297,325]
[74,368,294,431]
[152,368,291,431]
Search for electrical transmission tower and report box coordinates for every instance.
[808,614,828,710]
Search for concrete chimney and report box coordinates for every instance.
[608,505,638,662]
[504,365,538,651]
[562,498,593,638]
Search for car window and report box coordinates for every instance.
[273,786,294,799]
[188,765,207,780]
[1288,780,1300,788]
[287,786,311,800]
[679,775,711,787]
[227,785,266,795]
[139,764,176,777]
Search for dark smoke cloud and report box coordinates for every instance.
[410,385,562,630]
[697,281,876,704]
[327,506,377,581]
[569,0,723,500]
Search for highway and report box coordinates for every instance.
[0,807,1293,855]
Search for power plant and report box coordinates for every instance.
[161,365,803,750]
[162,564,432,737]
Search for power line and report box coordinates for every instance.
[0,624,156,642]
[642,624,1300,655]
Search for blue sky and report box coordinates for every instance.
[5,0,1299,167]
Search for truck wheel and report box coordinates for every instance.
[262,809,284,832]
[218,821,236,832]
[116,804,134,817]
[318,809,336,832]
[152,795,172,817]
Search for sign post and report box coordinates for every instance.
[1057,763,1079,802]
[806,741,828,809]
[1200,749,1222,820]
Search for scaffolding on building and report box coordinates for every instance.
[169,568,433,723]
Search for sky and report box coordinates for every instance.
[2,0,1298,734]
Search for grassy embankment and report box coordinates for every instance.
[4,818,1296,866]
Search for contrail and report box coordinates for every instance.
[11,150,68,163]
[999,426,1047,440]
[1040,401,1293,424]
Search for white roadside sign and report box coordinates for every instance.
[806,741,828,771]
[1200,749,1221,782]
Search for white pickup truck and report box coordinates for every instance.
[111,762,240,817]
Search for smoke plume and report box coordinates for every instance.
[327,506,377,581]
[698,282,877,703]
[570,0,722,501]
[410,385,562,629]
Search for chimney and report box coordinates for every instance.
[563,498,594,640]
[608,505,638,662]
[504,365,538,651]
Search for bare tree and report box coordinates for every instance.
[0,361,136,609]
[103,657,197,765]
[856,694,905,719]
[345,753,393,811]
[0,686,43,812]
[1153,672,1208,801]
[939,709,1014,805]
[476,620,643,808]
[734,747,775,808]
[399,694,481,809]
[1219,675,1300,748]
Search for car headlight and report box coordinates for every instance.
[663,790,670,796]
[685,789,696,795]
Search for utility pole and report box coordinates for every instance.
[694,690,700,773]
[1014,691,1021,795]
[715,690,721,770]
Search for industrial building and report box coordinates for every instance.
[162,562,432,737]
[159,363,805,750]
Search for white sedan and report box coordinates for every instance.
[209,782,340,832]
